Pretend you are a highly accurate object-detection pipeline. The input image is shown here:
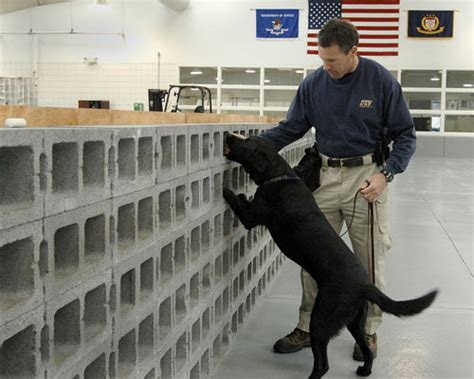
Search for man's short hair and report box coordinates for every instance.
[318,19,359,54]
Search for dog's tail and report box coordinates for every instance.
[362,285,439,317]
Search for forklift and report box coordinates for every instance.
[148,85,213,113]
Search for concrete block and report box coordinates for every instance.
[188,168,213,219]
[156,125,188,184]
[42,127,113,217]
[110,126,157,198]
[0,128,44,230]
[43,200,112,301]
[0,221,43,329]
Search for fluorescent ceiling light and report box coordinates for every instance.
[430,77,440,81]
[245,69,256,73]
[264,79,271,83]
[463,83,473,87]
[295,69,304,74]
[190,70,202,75]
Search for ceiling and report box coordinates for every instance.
[0,0,67,15]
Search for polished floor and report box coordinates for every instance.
[214,157,473,379]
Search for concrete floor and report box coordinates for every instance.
[214,157,473,379]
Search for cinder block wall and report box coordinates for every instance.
[0,124,311,379]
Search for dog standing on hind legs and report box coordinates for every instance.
[223,134,439,379]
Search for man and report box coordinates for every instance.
[260,19,415,361]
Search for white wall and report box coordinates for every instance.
[0,0,472,109]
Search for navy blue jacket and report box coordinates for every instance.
[261,57,416,175]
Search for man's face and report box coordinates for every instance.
[318,44,357,80]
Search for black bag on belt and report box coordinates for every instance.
[293,144,322,192]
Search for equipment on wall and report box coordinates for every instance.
[148,85,213,113]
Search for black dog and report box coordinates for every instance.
[223,134,438,379]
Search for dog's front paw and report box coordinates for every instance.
[356,366,372,377]
[223,187,235,201]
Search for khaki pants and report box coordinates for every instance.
[296,157,392,335]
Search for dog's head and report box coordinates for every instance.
[224,134,280,184]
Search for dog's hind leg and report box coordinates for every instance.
[347,304,373,377]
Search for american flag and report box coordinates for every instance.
[307,0,400,56]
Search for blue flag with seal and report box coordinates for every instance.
[408,10,454,38]
[256,9,299,39]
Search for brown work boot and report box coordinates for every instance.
[353,333,377,361]
[273,328,311,354]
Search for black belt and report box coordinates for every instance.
[327,154,376,168]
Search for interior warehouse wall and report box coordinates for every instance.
[0,0,473,69]
[0,123,312,378]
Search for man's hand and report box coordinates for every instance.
[359,173,387,203]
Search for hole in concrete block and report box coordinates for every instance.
[252,287,256,306]
[84,353,106,379]
[0,146,34,207]
[85,214,105,262]
[213,173,221,204]
[140,258,154,299]
[214,255,222,284]
[253,257,257,276]
[175,284,186,323]
[109,284,116,313]
[138,137,153,175]
[240,236,245,258]
[83,141,105,188]
[247,263,252,283]
[138,197,153,240]
[190,134,199,164]
[246,294,251,314]
[118,138,136,180]
[118,203,135,252]
[258,278,262,296]
[160,349,172,379]
[118,329,136,377]
[176,134,186,166]
[203,177,210,204]
[223,169,230,189]
[160,243,173,284]
[214,295,222,323]
[239,271,245,292]
[54,224,79,274]
[239,166,246,189]
[192,319,200,352]
[201,220,210,251]
[160,136,172,170]
[233,277,238,301]
[0,238,34,309]
[109,216,115,246]
[190,362,199,379]
[175,332,187,370]
[263,272,267,291]
[232,167,238,190]
[247,230,252,250]
[84,284,106,341]
[40,325,49,362]
[223,248,230,276]
[108,146,115,180]
[174,236,186,273]
[201,350,209,377]
[213,132,221,158]
[175,185,186,221]
[202,308,210,338]
[120,269,136,312]
[233,212,239,228]
[40,152,47,191]
[202,264,210,293]
[52,142,78,192]
[233,242,239,266]
[222,323,230,352]
[158,190,171,229]
[144,368,155,379]
[202,133,210,161]
[191,180,199,210]
[108,352,116,378]
[232,311,238,333]
[54,300,80,362]
[159,297,171,339]
[138,314,154,361]
[223,209,231,237]
[238,304,244,324]
[212,335,220,361]
[190,226,200,261]
[213,214,221,244]
[190,272,199,309]
[223,287,229,314]
[0,325,36,377]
